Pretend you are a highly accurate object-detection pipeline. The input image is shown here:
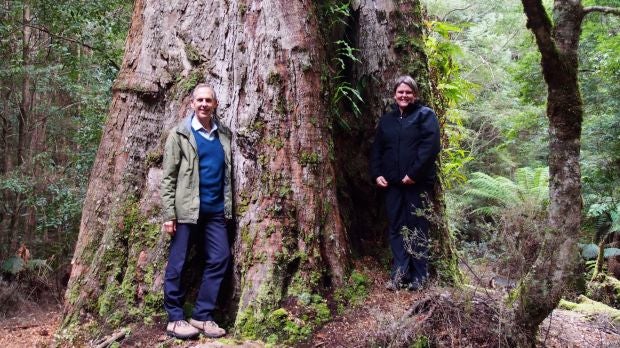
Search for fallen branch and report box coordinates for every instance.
[93,328,128,348]
[2,324,41,330]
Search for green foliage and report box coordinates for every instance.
[237,293,331,344]
[319,1,365,131]
[423,19,476,188]
[323,0,352,27]
[559,295,620,326]
[0,0,132,264]
[1,256,25,275]
[334,270,369,313]
[587,199,620,240]
[464,167,549,216]
[425,20,476,106]
[423,0,549,177]
[299,151,321,167]
[1,256,51,276]
[412,336,430,348]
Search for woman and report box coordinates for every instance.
[370,75,441,290]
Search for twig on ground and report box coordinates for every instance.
[93,328,128,348]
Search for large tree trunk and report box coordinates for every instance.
[62,0,454,342]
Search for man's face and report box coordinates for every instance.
[191,87,217,122]
[393,83,416,110]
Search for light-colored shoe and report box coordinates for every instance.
[166,320,200,339]
[189,318,226,338]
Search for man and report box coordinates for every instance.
[370,75,440,291]
[161,84,232,339]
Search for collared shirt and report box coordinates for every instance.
[191,116,218,141]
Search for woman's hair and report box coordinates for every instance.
[393,75,419,95]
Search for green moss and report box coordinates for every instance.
[239,3,248,16]
[144,150,163,167]
[265,224,276,237]
[559,295,620,325]
[334,270,369,314]
[394,34,424,52]
[237,192,251,215]
[308,296,331,326]
[217,338,245,345]
[184,43,201,63]
[240,226,253,247]
[143,290,164,320]
[412,336,430,348]
[107,310,124,327]
[66,281,81,305]
[97,198,166,326]
[236,307,261,339]
[433,253,463,285]
[178,69,203,96]
[278,185,292,198]
[299,151,321,167]
[249,119,265,132]
[98,281,118,317]
[255,154,266,167]
[275,95,288,115]
[267,71,282,86]
[267,137,285,150]
[309,116,318,127]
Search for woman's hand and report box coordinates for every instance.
[402,175,415,185]
[376,176,388,188]
[163,220,177,236]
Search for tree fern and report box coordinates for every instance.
[588,200,620,242]
[464,167,549,216]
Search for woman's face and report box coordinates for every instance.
[393,83,416,110]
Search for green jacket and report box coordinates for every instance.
[161,114,233,223]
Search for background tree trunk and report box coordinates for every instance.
[511,0,613,344]
[61,0,455,342]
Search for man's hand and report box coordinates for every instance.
[402,175,415,185]
[376,176,388,188]
[163,220,177,236]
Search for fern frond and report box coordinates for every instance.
[465,172,519,207]
[465,167,549,218]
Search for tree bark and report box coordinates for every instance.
[513,0,601,344]
[17,0,31,167]
[61,0,452,342]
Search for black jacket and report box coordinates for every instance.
[370,101,441,186]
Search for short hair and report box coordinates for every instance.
[192,84,217,101]
[393,75,419,95]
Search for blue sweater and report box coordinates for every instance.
[192,128,225,213]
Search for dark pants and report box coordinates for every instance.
[164,211,230,322]
[385,184,431,284]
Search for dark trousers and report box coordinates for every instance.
[385,184,431,284]
[164,211,230,322]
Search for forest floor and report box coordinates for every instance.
[1,258,619,347]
